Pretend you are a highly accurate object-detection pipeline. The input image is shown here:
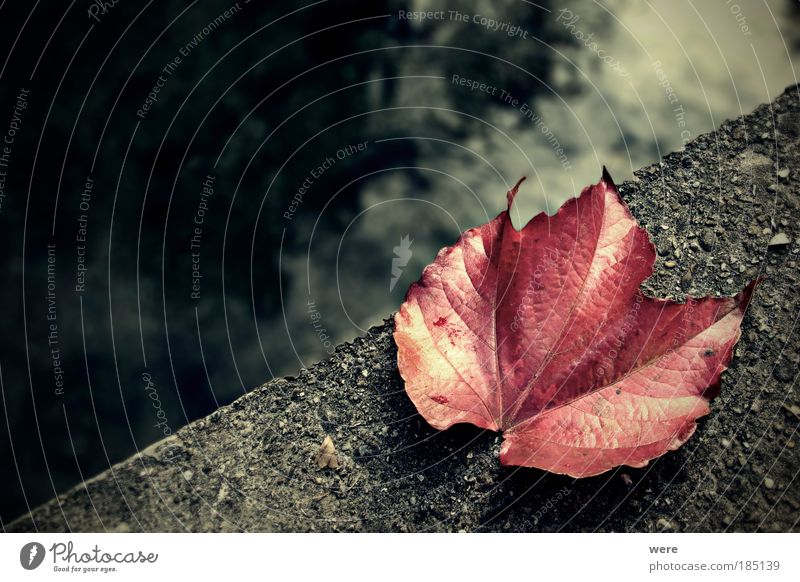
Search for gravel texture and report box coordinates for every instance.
[8,85,800,533]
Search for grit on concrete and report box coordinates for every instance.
[8,86,800,533]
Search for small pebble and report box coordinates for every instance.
[699,229,717,251]
[768,233,790,246]
[777,168,789,178]
[764,477,775,489]
[783,403,800,416]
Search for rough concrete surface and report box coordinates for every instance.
[8,85,800,533]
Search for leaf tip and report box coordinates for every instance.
[506,176,526,210]
[737,277,762,310]
[601,165,615,188]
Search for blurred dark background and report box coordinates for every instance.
[0,0,797,524]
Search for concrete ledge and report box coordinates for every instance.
[9,85,800,532]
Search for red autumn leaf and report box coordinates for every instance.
[394,169,756,478]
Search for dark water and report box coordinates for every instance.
[0,0,797,523]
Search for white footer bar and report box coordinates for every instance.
[1,533,796,580]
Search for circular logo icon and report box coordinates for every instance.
[19,542,46,570]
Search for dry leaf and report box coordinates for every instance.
[315,435,340,469]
